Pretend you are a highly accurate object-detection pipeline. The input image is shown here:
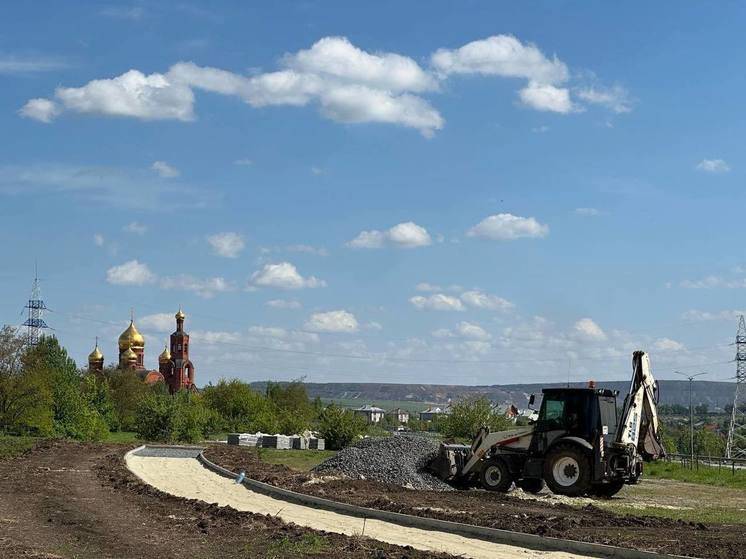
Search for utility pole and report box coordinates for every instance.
[675,371,707,465]
[726,315,746,458]
[22,264,50,347]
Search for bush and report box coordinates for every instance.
[317,404,367,450]
[135,390,216,443]
[438,396,511,440]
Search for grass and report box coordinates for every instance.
[105,431,140,444]
[261,533,329,557]
[257,448,337,471]
[0,434,38,460]
[645,460,746,489]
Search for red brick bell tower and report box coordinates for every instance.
[164,308,195,394]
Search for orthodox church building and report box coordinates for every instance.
[88,308,196,394]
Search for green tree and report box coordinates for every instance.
[81,373,117,431]
[135,390,217,443]
[202,378,280,433]
[0,326,52,434]
[108,367,150,431]
[438,396,511,440]
[694,404,709,416]
[267,379,313,434]
[317,404,367,450]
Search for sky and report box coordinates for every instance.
[2,1,746,387]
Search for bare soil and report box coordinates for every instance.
[0,440,449,559]
[205,444,746,559]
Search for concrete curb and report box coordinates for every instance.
[194,449,687,559]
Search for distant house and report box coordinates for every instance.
[419,406,450,422]
[353,405,386,424]
[387,408,410,424]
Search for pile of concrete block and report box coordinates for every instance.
[261,434,291,449]
[228,432,325,450]
[227,432,267,447]
[309,437,325,450]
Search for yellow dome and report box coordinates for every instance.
[121,347,137,360]
[88,345,104,362]
[118,320,144,350]
[175,308,186,320]
[159,345,171,363]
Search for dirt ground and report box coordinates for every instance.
[0,440,450,559]
[205,445,746,559]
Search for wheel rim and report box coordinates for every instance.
[484,465,502,486]
[552,456,580,487]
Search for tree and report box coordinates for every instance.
[317,404,367,450]
[438,396,511,440]
[108,367,153,431]
[0,326,52,434]
[202,379,280,433]
[694,404,709,416]
[135,390,217,443]
[267,379,314,434]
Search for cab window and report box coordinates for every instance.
[540,397,565,430]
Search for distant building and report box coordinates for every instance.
[353,404,386,424]
[419,406,450,422]
[387,408,410,424]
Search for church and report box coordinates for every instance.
[88,308,196,394]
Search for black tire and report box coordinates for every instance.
[591,480,624,498]
[543,444,592,497]
[480,458,513,492]
[517,478,545,494]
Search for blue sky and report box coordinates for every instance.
[2,1,746,386]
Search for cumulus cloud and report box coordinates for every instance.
[456,321,491,340]
[207,232,245,258]
[696,159,730,173]
[653,338,685,351]
[519,82,575,113]
[573,318,607,341]
[460,290,513,311]
[106,260,156,285]
[151,160,180,178]
[19,98,60,122]
[431,35,568,83]
[139,313,176,333]
[160,274,235,298]
[265,299,302,309]
[467,213,549,241]
[250,262,325,289]
[123,221,148,235]
[93,233,105,247]
[347,221,432,249]
[576,84,633,113]
[410,293,465,311]
[304,309,359,333]
[682,309,746,321]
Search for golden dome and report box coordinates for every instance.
[175,308,186,320]
[118,320,145,350]
[88,344,104,362]
[159,344,171,363]
[122,347,137,361]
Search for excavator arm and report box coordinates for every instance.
[615,350,665,460]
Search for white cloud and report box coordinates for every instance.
[160,275,235,298]
[575,207,600,216]
[286,244,329,256]
[248,325,319,344]
[19,98,60,122]
[304,310,359,333]
[410,294,465,311]
[696,159,730,173]
[265,299,302,309]
[93,233,105,247]
[207,232,245,258]
[682,309,746,322]
[460,290,513,311]
[519,82,575,113]
[234,158,253,166]
[680,275,746,289]
[151,160,180,178]
[106,260,156,285]
[250,262,326,290]
[0,55,68,74]
[653,338,685,351]
[365,321,383,331]
[576,84,633,113]
[416,282,442,292]
[123,221,148,235]
[463,340,492,355]
[139,313,175,333]
[573,318,607,341]
[456,321,491,340]
[347,221,431,249]
[431,35,568,84]
[431,328,454,338]
[467,213,549,241]
[55,69,195,121]
[100,5,145,20]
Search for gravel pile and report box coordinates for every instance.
[312,435,453,491]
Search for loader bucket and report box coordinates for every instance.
[427,443,470,481]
